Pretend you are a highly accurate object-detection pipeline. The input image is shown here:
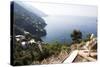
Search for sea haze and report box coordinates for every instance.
[16,2,97,44]
[41,15,97,43]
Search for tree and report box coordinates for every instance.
[71,29,82,44]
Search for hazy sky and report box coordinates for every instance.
[19,1,97,17]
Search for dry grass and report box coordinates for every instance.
[41,51,68,64]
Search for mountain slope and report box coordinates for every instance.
[11,1,47,37]
[16,1,47,17]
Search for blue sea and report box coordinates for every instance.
[41,16,97,43]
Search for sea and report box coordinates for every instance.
[41,15,97,44]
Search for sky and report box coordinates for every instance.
[18,1,98,17]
